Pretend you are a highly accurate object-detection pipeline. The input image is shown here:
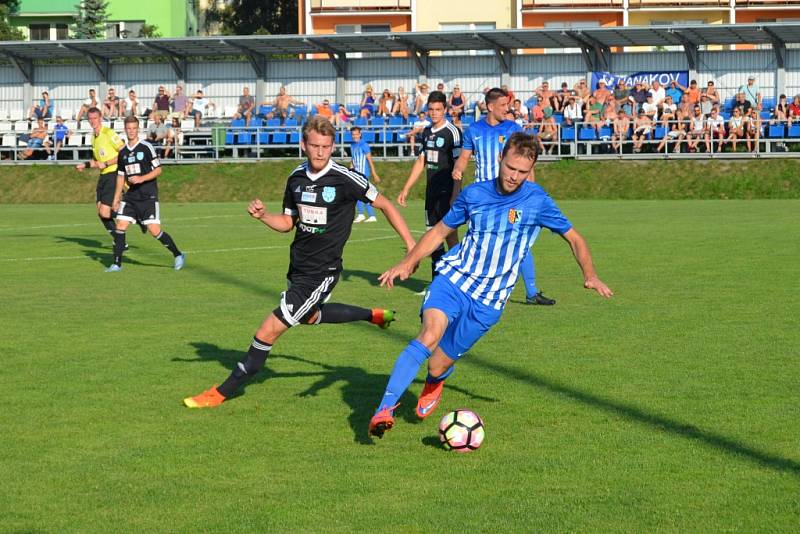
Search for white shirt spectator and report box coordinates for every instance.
[662,102,677,115]
[642,101,659,117]
[649,86,666,106]
[564,102,583,121]
[707,114,725,132]
[194,97,211,113]
[412,117,431,130]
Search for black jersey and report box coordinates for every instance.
[283,160,379,276]
[117,140,160,201]
[422,121,461,200]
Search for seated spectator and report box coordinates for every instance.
[685,79,701,105]
[613,79,631,116]
[595,95,617,135]
[234,86,255,126]
[665,80,685,108]
[611,109,631,153]
[404,110,430,155]
[703,80,721,107]
[677,94,693,120]
[537,111,558,155]
[657,113,686,154]
[593,80,611,103]
[642,94,658,121]
[660,95,677,129]
[725,107,745,152]
[77,89,97,123]
[699,93,713,117]
[788,95,800,123]
[315,99,334,120]
[190,90,216,127]
[393,86,411,120]
[732,92,751,116]
[686,105,706,153]
[632,110,653,153]
[529,99,545,123]
[147,113,174,155]
[271,86,305,121]
[121,90,139,117]
[512,99,528,123]
[46,115,71,160]
[705,107,725,152]
[378,88,396,118]
[744,108,762,152]
[447,85,465,121]
[738,76,761,109]
[771,94,790,126]
[20,118,48,160]
[649,80,666,107]
[475,87,490,115]
[151,86,171,121]
[334,104,351,127]
[168,116,183,153]
[413,83,429,115]
[629,82,648,114]
[360,85,376,118]
[574,79,590,103]
[556,82,574,112]
[562,96,582,127]
[501,84,514,105]
[28,91,53,121]
[437,82,446,95]
[170,85,191,120]
[103,88,120,119]
[535,81,558,112]
[584,95,604,129]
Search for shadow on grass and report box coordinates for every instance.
[342,268,430,294]
[54,235,164,268]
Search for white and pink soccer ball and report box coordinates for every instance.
[438,409,485,452]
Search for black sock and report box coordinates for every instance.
[99,215,115,235]
[217,337,272,398]
[112,230,126,266]
[317,303,371,324]
[156,231,181,257]
[430,244,445,280]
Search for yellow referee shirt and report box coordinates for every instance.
[92,126,124,175]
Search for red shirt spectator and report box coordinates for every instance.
[788,96,800,118]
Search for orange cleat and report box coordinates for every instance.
[371,309,396,329]
[368,403,399,438]
[415,380,445,419]
[183,386,225,408]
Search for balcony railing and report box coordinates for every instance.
[523,0,800,7]
[521,0,623,7]
[310,0,411,11]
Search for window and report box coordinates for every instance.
[440,22,496,56]
[29,24,50,41]
[55,24,68,40]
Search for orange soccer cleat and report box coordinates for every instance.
[370,309,396,329]
[183,386,226,408]
[415,380,445,419]
[368,403,399,438]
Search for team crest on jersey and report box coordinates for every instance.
[436,137,445,148]
[137,151,144,161]
[508,208,522,224]
[322,186,336,202]
[498,135,506,145]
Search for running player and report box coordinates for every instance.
[396,91,461,282]
[75,107,125,241]
[183,116,416,408]
[349,126,380,223]
[452,88,554,306]
[106,116,185,272]
[368,132,613,438]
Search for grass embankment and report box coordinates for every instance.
[1,158,798,204]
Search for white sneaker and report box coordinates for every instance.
[47,155,55,161]
[365,216,377,223]
[353,214,366,223]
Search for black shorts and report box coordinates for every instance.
[117,198,160,225]
[425,193,452,229]
[274,273,339,327]
[96,173,117,206]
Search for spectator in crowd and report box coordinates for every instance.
[632,110,653,153]
[703,80,721,106]
[414,83,430,115]
[613,79,631,116]
[189,90,216,127]
[377,88,395,118]
[574,79,590,103]
[725,107,745,152]
[685,80,701,105]
[404,109,430,155]
[334,103,351,127]
[788,94,800,122]
[394,86,411,120]
[593,80,611,103]
[665,80,684,108]
[169,116,183,152]
[598,95,618,135]
[170,85,191,120]
[152,86,171,121]
[686,105,706,153]
[448,85,466,122]
[360,85,376,118]
[512,99,529,123]
[699,93,714,117]
[642,94,658,121]
[121,89,138,117]
[46,115,71,160]
[501,84,514,104]
[77,89,98,123]
[738,76,761,109]
[234,86,255,125]
[771,94,790,126]
[436,82,446,94]
[315,99,334,120]
[271,86,305,121]
[649,80,666,107]
[20,118,48,160]
[732,92,751,116]
[538,110,558,155]
[705,107,726,153]
[677,94,693,120]
[629,81,648,114]
[535,81,558,113]
[147,113,174,155]
[28,91,53,121]
[584,95,603,130]
[611,108,631,153]
[562,95,582,127]
[744,107,762,152]
[556,81,574,111]
[657,111,686,154]
[660,95,677,129]
[103,88,120,119]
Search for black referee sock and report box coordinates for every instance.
[217,337,272,398]
[155,231,181,257]
[99,215,115,235]
[112,230,126,266]
[317,303,372,324]
[430,244,446,279]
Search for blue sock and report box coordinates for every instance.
[376,339,431,413]
[426,365,454,384]
[356,200,365,215]
[365,203,375,217]
[520,249,538,297]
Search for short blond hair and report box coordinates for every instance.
[302,115,335,142]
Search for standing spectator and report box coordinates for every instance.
[649,80,666,108]
[349,126,381,223]
[744,108,762,152]
[393,86,411,120]
[686,105,706,153]
[665,80,685,108]
[613,79,631,116]
[315,99,334,120]
[705,107,726,153]
[631,110,653,153]
[152,86,171,121]
[378,88,396,118]
[77,89,98,123]
[234,86,255,126]
[685,80,701,105]
[611,108,631,153]
[121,89,139,117]
[404,110,430,155]
[170,85,191,120]
[103,88,120,119]
[414,83,430,115]
[562,95,582,127]
[360,85,376,118]
[725,107,745,152]
[629,82,648,114]
[189,90,216,127]
[271,86,305,121]
[593,80,611,103]
[46,116,71,160]
[738,76,762,109]
[19,118,48,160]
[447,85,465,122]
[703,80,721,107]
[28,91,53,121]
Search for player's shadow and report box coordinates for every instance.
[54,235,162,268]
[342,268,429,294]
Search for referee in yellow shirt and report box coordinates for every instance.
[75,107,125,238]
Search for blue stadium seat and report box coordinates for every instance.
[762,97,776,111]
[346,104,360,116]
[599,125,613,139]
[258,130,270,145]
[265,118,281,128]
[236,132,252,145]
[553,113,564,124]
[462,115,475,126]
[230,118,246,127]
[760,111,772,120]
[767,124,785,138]
[578,127,596,141]
[284,118,298,127]
[377,130,394,143]
[362,130,376,143]
[225,130,235,144]
[294,107,308,118]
[353,117,369,127]
[723,98,736,112]
[258,105,273,117]
[371,117,386,127]
[289,131,300,144]
[653,126,666,139]
[271,132,288,144]
[720,111,731,120]
[560,126,576,141]
[388,116,405,126]
[788,124,800,138]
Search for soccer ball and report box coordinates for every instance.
[438,409,485,452]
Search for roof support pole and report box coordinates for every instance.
[2,53,33,112]
[761,26,786,98]
[670,30,699,81]
[222,40,268,112]
[306,38,348,105]
[139,42,187,85]
[564,31,610,72]
[475,34,512,86]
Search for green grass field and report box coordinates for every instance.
[1,200,798,532]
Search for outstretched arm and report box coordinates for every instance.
[561,228,613,298]
[452,147,473,181]
[379,221,453,289]
[397,152,425,206]
[371,193,415,252]
[248,199,295,233]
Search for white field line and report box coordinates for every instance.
[0,213,244,232]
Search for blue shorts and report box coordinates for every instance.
[421,275,503,361]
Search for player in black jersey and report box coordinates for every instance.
[106,116,185,272]
[396,91,461,282]
[184,116,416,408]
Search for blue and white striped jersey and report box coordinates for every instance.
[438,180,573,310]
[349,140,371,178]
[462,119,523,182]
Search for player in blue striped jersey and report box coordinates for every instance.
[453,87,554,307]
[349,126,381,223]
[368,132,613,438]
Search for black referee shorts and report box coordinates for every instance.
[96,173,117,206]
[424,193,452,229]
[274,273,339,327]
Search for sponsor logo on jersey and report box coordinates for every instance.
[301,192,317,203]
[298,222,327,234]
[508,208,522,224]
[322,186,336,203]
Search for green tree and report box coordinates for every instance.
[205,0,297,36]
[72,0,109,39]
[137,23,161,39]
[0,0,24,41]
